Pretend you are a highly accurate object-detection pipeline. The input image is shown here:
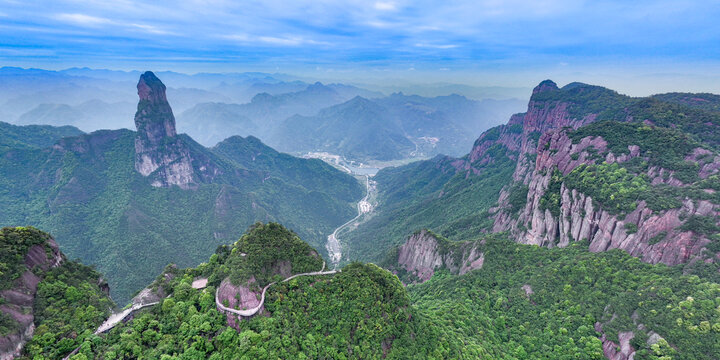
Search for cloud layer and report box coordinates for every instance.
[1,0,720,92]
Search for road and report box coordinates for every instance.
[215,261,338,318]
[326,175,371,267]
[94,301,159,334]
[63,300,160,359]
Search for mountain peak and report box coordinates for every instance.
[532,79,559,95]
[137,71,168,104]
[134,71,176,142]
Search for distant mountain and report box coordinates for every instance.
[269,93,525,161]
[273,96,415,161]
[343,80,720,272]
[16,100,135,131]
[0,71,363,303]
[176,102,258,145]
[212,80,310,103]
[177,82,353,146]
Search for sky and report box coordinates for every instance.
[2,0,720,95]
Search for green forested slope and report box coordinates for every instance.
[35,223,458,360]
[0,125,362,303]
[408,236,720,359]
[0,227,114,359]
[343,145,515,263]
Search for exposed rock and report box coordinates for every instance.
[392,230,484,283]
[132,71,221,189]
[131,265,177,306]
[595,322,636,360]
[493,127,717,266]
[217,278,262,330]
[0,235,63,359]
[473,79,720,269]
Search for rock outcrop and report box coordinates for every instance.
[133,71,220,189]
[479,80,720,267]
[390,229,484,283]
[216,278,262,329]
[0,235,63,360]
[491,125,719,266]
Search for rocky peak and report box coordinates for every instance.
[135,71,177,143]
[532,79,559,95]
[133,71,204,189]
[388,230,485,284]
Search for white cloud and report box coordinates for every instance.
[224,33,330,47]
[374,1,397,11]
[130,23,173,35]
[54,13,113,26]
[415,43,459,49]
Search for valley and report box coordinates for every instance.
[4,1,720,358]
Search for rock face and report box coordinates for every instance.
[595,322,636,360]
[491,125,719,266]
[133,71,219,189]
[0,237,63,360]
[216,278,262,330]
[392,230,484,283]
[480,80,720,267]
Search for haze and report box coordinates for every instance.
[2,0,720,95]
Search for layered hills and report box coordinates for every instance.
[344,80,720,277]
[0,71,363,303]
[16,223,452,359]
[7,224,720,359]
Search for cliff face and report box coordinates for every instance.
[0,233,63,360]
[481,81,720,267]
[494,128,719,265]
[391,230,484,283]
[133,71,219,189]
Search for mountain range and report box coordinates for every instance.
[1,75,719,359]
[0,71,363,303]
[1,67,526,162]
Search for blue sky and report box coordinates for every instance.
[2,0,720,94]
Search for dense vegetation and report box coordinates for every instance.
[222,223,323,287]
[409,236,720,359]
[343,144,516,263]
[530,82,636,120]
[23,261,115,359]
[0,226,52,291]
[36,223,455,359]
[0,121,82,151]
[0,123,362,303]
[569,121,702,181]
[0,227,113,358]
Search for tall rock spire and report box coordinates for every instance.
[135,71,177,142]
[133,71,196,188]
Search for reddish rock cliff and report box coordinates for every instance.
[391,230,484,283]
[0,234,63,360]
[133,71,221,189]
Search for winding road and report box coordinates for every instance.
[93,301,160,334]
[326,175,371,267]
[215,261,338,318]
[62,300,161,360]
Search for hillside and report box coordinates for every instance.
[0,121,83,151]
[28,223,455,359]
[0,227,114,359]
[12,224,719,359]
[0,72,363,303]
[342,80,720,276]
[390,231,720,359]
